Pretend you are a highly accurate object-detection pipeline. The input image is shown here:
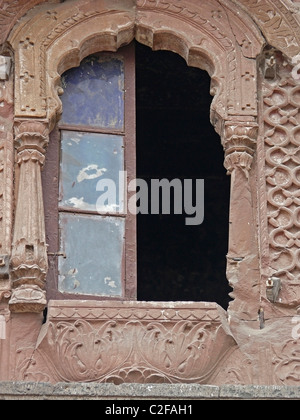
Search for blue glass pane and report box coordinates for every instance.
[61,55,124,130]
[60,131,124,213]
[58,213,125,297]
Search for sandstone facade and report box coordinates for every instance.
[1,0,300,387]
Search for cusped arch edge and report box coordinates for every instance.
[49,22,226,131]
[8,0,264,131]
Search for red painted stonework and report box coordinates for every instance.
[1,0,300,386]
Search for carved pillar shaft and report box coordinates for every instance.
[10,121,49,313]
[223,123,258,259]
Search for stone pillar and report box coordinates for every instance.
[223,123,258,259]
[222,122,259,313]
[9,121,49,313]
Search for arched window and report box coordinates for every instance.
[9,0,262,316]
[43,42,231,308]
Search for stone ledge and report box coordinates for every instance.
[0,382,300,400]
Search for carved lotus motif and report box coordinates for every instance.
[33,306,236,384]
[46,320,132,382]
[274,340,300,385]
[140,321,235,382]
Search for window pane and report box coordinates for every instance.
[58,213,125,297]
[61,55,124,130]
[60,131,124,213]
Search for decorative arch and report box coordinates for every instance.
[8,0,264,129]
[5,0,266,312]
[2,0,300,56]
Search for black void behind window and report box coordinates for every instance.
[136,43,231,309]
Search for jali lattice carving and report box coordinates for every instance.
[262,54,300,306]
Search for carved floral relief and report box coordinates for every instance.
[15,302,237,384]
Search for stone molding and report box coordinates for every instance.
[233,0,300,57]
[1,382,300,400]
[2,0,299,56]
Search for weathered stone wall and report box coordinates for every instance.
[1,0,300,388]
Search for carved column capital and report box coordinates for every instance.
[10,119,49,313]
[15,120,49,155]
[223,123,258,175]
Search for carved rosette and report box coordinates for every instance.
[10,121,49,313]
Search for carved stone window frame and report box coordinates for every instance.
[6,0,265,314]
[2,0,300,385]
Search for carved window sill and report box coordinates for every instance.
[21,300,236,384]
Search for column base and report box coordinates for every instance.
[9,285,46,313]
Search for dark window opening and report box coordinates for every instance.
[136,42,231,309]
[43,42,231,309]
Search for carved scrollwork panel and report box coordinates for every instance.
[273,339,300,385]
[16,302,237,384]
[261,53,300,306]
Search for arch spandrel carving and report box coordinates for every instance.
[8,0,264,130]
[233,0,300,57]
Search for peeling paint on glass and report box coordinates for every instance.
[60,55,125,130]
[60,131,124,213]
[58,213,125,297]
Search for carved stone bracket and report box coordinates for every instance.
[9,120,49,313]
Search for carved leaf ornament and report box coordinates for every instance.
[19,303,236,384]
